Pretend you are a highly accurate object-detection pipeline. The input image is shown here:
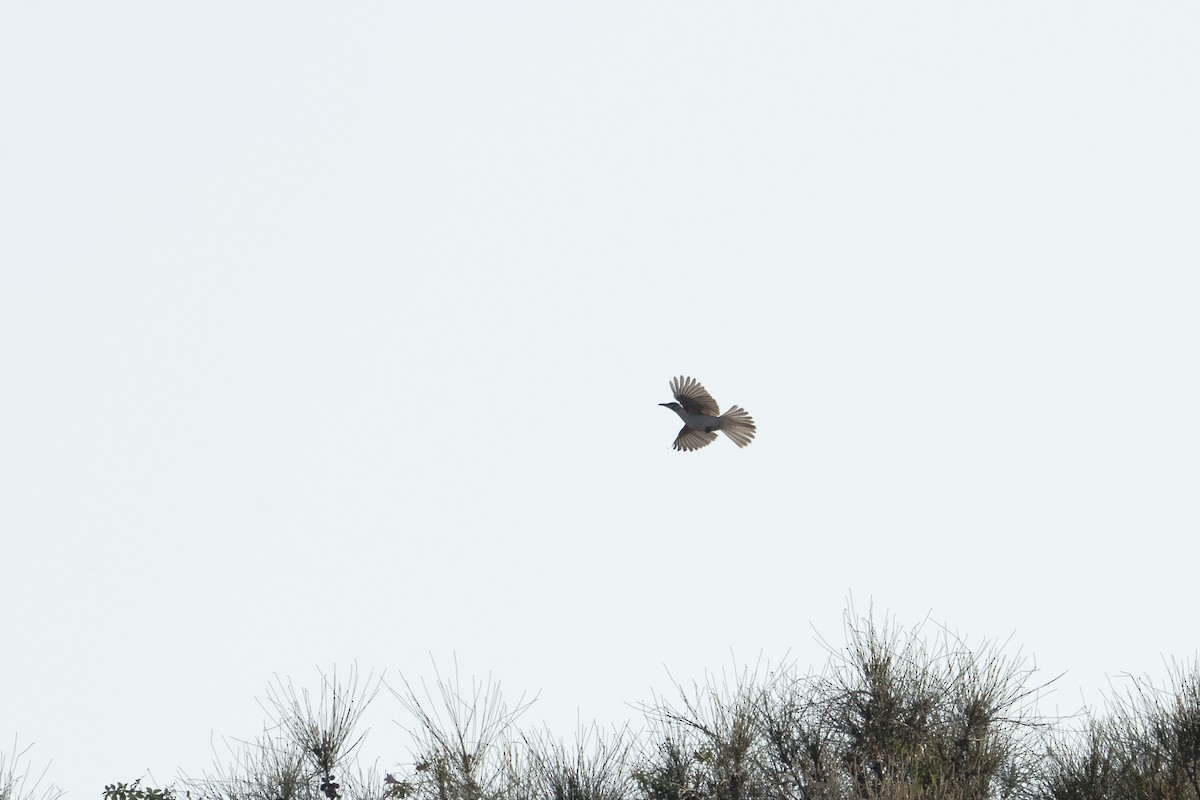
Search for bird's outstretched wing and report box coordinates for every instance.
[673,425,719,451]
[670,376,720,416]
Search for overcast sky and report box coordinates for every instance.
[2,2,1198,795]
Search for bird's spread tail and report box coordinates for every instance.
[719,406,756,448]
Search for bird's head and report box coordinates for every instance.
[659,402,683,412]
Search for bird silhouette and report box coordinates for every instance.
[659,376,756,451]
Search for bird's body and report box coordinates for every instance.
[659,376,756,451]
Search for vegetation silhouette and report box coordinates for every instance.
[8,608,1199,800]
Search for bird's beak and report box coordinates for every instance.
[658,403,671,407]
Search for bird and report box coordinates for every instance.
[659,376,756,451]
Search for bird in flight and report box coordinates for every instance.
[659,376,756,451]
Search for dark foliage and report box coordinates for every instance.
[13,609,1195,800]
[1036,659,1200,800]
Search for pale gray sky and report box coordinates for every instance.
[2,2,1198,795]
